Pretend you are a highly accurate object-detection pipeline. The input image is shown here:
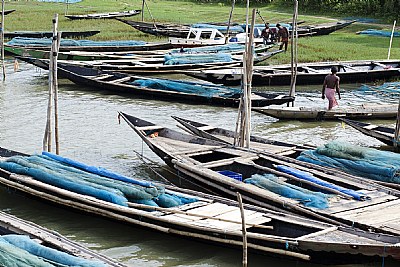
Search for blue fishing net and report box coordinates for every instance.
[7,37,146,47]
[191,24,245,33]
[357,29,400,37]
[2,235,106,267]
[131,78,242,98]
[297,141,400,184]
[356,82,400,98]
[164,53,232,65]
[0,237,53,267]
[0,154,198,208]
[244,174,330,209]
[170,43,245,54]
[276,165,368,200]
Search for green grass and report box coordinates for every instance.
[3,0,400,64]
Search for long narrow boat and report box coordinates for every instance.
[119,112,400,236]
[304,20,356,36]
[340,118,396,146]
[184,60,400,86]
[252,104,399,121]
[172,116,315,156]
[16,48,282,75]
[116,19,191,38]
[65,10,141,20]
[1,147,400,263]
[0,204,125,266]
[46,63,294,107]
[1,9,15,15]
[252,104,399,120]
[4,30,100,39]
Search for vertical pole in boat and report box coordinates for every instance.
[237,192,247,267]
[387,20,396,60]
[53,26,61,155]
[288,0,298,106]
[225,0,235,44]
[394,99,400,149]
[1,0,5,80]
[141,0,145,21]
[43,14,58,152]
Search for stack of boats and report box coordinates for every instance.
[3,15,400,265]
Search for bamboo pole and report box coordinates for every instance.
[54,30,61,155]
[141,0,145,21]
[394,98,400,148]
[387,20,396,60]
[237,192,247,267]
[225,0,236,44]
[288,0,298,103]
[1,0,5,80]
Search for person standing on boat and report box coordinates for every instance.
[261,23,272,45]
[322,67,341,110]
[276,23,289,51]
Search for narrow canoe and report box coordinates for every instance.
[65,10,141,20]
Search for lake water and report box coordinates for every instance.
[0,59,398,267]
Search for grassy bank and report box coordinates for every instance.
[4,0,399,64]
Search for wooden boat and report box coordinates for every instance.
[65,9,141,20]
[0,207,124,266]
[172,116,315,156]
[184,60,400,86]
[4,30,100,39]
[252,104,399,120]
[119,112,400,237]
[1,148,400,264]
[50,63,294,107]
[16,49,282,74]
[304,20,356,36]
[1,9,15,15]
[116,19,191,38]
[340,118,396,146]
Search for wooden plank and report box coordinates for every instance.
[198,125,216,131]
[363,124,379,130]
[301,66,320,73]
[334,199,400,228]
[93,74,113,80]
[108,76,132,84]
[325,190,398,214]
[136,125,163,131]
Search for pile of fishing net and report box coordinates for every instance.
[297,141,400,184]
[0,234,105,267]
[0,152,197,207]
[170,43,245,54]
[357,29,400,37]
[7,37,146,47]
[132,78,241,98]
[164,53,232,65]
[357,82,400,98]
[244,173,331,209]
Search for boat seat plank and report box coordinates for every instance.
[108,77,132,84]
[301,66,320,73]
[363,124,379,130]
[93,74,113,80]
[326,190,398,214]
[334,199,400,228]
[192,210,271,231]
[372,61,388,68]
[340,64,358,71]
[198,125,216,131]
[136,125,164,131]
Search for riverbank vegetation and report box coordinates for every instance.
[3,0,399,64]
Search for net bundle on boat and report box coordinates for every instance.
[357,82,400,98]
[164,53,232,65]
[170,43,245,54]
[357,29,400,37]
[0,235,105,267]
[7,37,146,47]
[131,78,242,98]
[297,141,400,184]
[244,173,330,209]
[0,153,197,207]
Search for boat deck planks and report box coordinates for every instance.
[326,190,398,214]
[152,136,221,155]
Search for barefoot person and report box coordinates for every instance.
[322,67,341,110]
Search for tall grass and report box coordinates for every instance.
[4,0,399,63]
